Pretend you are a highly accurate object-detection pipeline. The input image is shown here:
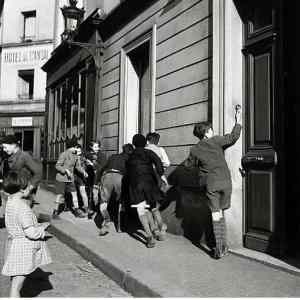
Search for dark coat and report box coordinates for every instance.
[126,148,164,207]
[102,152,130,175]
[184,123,242,191]
[85,150,107,185]
[5,149,42,188]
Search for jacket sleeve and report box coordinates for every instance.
[55,152,67,175]
[74,156,86,175]
[24,225,45,240]
[147,150,164,176]
[23,152,42,187]
[95,152,108,181]
[160,147,170,168]
[213,123,242,148]
[20,205,45,240]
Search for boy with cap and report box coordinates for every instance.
[1,134,42,208]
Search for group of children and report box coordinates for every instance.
[52,132,171,248]
[53,139,106,219]
[0,105,241,296]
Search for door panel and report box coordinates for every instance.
[247,171,273,232]
[253,51,272,143]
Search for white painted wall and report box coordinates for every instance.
[223,0,243,248]
[0,44,53,101]
[1,0,56,44]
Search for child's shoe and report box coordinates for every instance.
[73,208,85,218]
[146,236,156,248]
[99,223,109,236]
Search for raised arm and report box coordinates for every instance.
[213,123,242,148]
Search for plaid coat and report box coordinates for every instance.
[2,196,52,276]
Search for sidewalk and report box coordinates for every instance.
[34,186,300,297]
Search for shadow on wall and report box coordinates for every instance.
[160,164,215,250]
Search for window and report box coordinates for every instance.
[18,69,34,100]
[49,71,87,159]
[22,10,36,41]
[14,130,34,154]
[120,27,156,149]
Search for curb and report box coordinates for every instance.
[229,250,300,278]
[37,212,161,297]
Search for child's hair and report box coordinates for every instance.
[193,121,212,140]
[146,132,160,145]
[122,143,134,155]
[66,136,78,149]
[3,171,28,194]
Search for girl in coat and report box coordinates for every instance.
[1,171,52,297]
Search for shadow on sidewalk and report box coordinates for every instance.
[21,268,53,297]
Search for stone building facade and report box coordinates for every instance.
[43,0,299,262]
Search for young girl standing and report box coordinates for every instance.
[1,171,52,297]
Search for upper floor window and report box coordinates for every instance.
[22,10,36,41]
[18,69,34,100]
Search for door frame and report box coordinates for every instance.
[213,0,244,248]
[119,25,157,152]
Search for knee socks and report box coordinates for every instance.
[212,220,223,253]
[71,191,79,209]
[138,214,153,238]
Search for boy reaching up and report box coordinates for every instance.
[184,105,242,259]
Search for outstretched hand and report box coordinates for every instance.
[235,104,241,124]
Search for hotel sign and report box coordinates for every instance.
[3,48,49,64]
[12,117,33,127]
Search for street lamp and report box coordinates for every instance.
[61,0,85,42]
[61,0,105,71]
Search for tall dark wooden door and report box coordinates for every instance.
[238,0,285,255]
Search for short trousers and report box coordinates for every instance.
[99,173,123,204]
[206,186,232,212]
[56,181,76,194]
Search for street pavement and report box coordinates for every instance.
[1,186,300,297]
[26,187,300,297]
[0,227,131,297]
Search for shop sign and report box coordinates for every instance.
[3,48,49,64]
[12,117,33,127]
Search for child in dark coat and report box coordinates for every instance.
[126,134,168,248]
[184,106,242,259]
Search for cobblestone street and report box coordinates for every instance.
[0,227,131,297]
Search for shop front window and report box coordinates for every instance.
[79,72,86,139]
[48,69,87,160]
